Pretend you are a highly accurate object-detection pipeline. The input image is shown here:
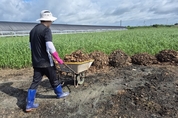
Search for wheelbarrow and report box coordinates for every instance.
[58,59,94,87]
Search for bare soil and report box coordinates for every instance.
[0,64,178,118]
[1,50,178,118]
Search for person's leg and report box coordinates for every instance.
[29,68,44,89]
[44,66,59,88]
[45,66,69,98]
[26,68,43,112]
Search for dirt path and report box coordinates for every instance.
[0,65,178,118]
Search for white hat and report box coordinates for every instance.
[36,10,57,22]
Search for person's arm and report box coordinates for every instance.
[46,41,63,64]
[44,28,63,64]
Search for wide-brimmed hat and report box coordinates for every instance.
[36,10,57,22]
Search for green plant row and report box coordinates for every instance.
[0,27,178,68]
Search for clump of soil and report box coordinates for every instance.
[64,50,91,62]
[89,51,109,69]
[156,50,178,63]
[131,53,158,66]
[109,50,131,67]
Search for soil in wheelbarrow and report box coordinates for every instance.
[131,53,158,66]
[63,50,110,73]
[54,50,91,70]
[64,50,91,62]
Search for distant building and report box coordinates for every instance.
[0,21,126,37]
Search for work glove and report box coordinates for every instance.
[57,58,64,64]
[52,52,64,64]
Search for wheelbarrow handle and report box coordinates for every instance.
[62,63,76,74]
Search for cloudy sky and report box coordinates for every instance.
[0,0,178,26]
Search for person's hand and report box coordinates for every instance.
[58,59,64,64]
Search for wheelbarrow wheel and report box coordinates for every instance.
[76,74,85,85]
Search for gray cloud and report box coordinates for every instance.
[149,0,178,15]
[0,0,178,26]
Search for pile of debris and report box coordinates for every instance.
[89,51,109,69]
[156,50,178,63]
[131,53,158,66]
[109,50,131,67]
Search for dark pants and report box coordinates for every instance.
[29,66,60,89]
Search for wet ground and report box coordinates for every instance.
[0,64,178,118]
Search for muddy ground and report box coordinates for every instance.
[0,64,178,118]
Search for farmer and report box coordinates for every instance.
[26,10,69,112]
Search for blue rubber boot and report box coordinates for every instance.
[26,89,39,112]
[54,85,69,98]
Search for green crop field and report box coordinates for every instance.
[0,27,178,68]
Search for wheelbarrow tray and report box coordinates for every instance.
[58,59,94,87]
[64,59,94,74]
